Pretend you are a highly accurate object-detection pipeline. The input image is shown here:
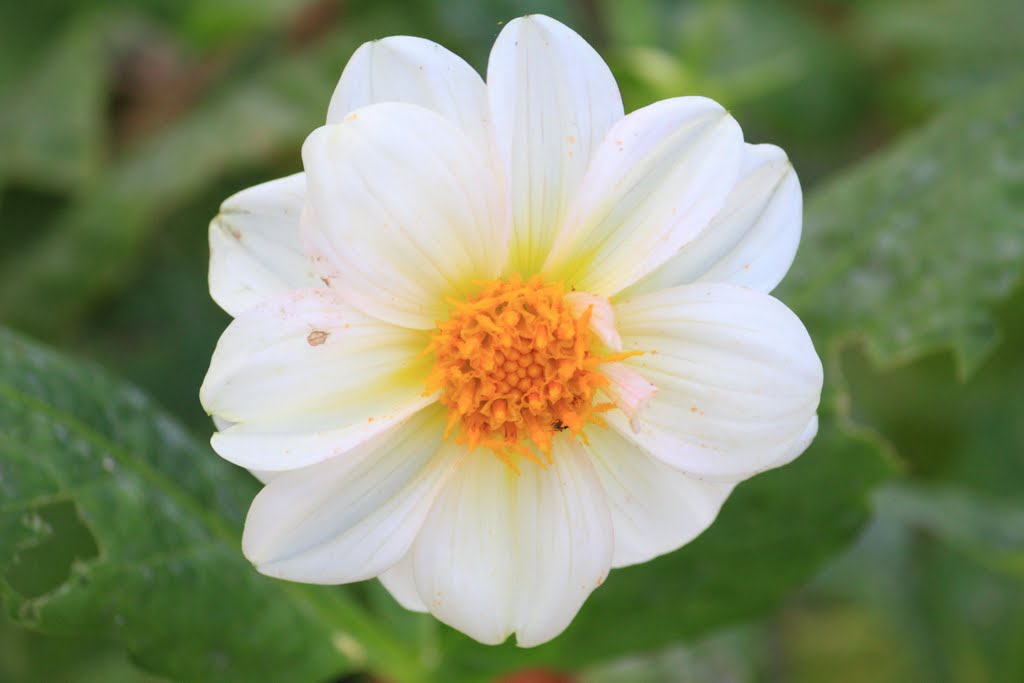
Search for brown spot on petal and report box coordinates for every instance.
[307,330,329,346]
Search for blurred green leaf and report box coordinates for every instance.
[580,626,763,683]
[178,0,319,49]
[876,485,1024,576]
[851,0,1024,123]
[840,283,1024,499]
[0,327,427,683]
[0,31,354,338]
[780,75,1024,376]
[0,16,107,191]
[607,0,870,180]
[610,3,806,111]
[796,499,1024,683]
[0,618,166,683]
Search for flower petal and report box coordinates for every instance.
[411,441,613,646]
[242,405,461,583]
[487,14,624,275]
[200,288,434,471]
[584,425,734,568]
[544,97,744,296]
[214,416,280,484]
[209,173,320,317]
[600,362,657,428]
[379,553,428,613]
[302,103,508,329]
[326,36,491,156]
[622,143,802,297]
[511,439,614,647]
[609,283,822,480]
[565,291,622,351]
[410,453,517,645]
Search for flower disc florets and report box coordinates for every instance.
[426,275,615,468]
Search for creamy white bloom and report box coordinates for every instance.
[200,14,822,647]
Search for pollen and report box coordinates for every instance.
[425,275,620,471]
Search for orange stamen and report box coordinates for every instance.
[425,275,626,470]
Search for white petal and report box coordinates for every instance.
[200,288,434,471]
[411,442,613,647]
[511,439,614,647]
[600,362,657,428]
[209,173,320,317]
[623,144,802,297]
[609,283,823,480]
[214,416,277,483]
[766,414,819,470]
[411,454,518,645]
[487,15,624,275]
[584,425,734,567]
[565,291,622,351]
[209,402,433,473]
[544,97,744,296]
[248,469,277,484]
[211,415,233,432]
[302,103,508,329]
[242,406,461,583]
[379,553,428,613]
[326,36,491,156]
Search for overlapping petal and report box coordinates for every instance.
[565,291,622,351]
[623,143,802,297]
[208,173,320,317]
[379,554,428,613]
[488,15,624,275]
[327,36,492,156]
[200,288,434,471]
[411,440,613,646]
[409,452,517,644]
[609,283,822,480]
[302,103,508,329]
[242,405,462,583]
[584,426,734,567]
[544,97,744,296]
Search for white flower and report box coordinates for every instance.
[200,14,823,647]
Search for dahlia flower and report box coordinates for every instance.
[200,14,822,647]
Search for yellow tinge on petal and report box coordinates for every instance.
[425,275,634,470]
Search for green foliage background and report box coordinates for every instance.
[1,0,1022,681]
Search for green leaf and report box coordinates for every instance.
[0,618,166,683]
[850,0,1024,116]
[779,74,1024,376]
[795,496,1024,683]
[840,283,1024,498]
[0,30,353,338]
[0,16,107,191]
[875,485,1024,576]
[0,327,426,683]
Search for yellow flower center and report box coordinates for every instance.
[426,275,618,471]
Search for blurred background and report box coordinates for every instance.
[1,0,1022,681]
